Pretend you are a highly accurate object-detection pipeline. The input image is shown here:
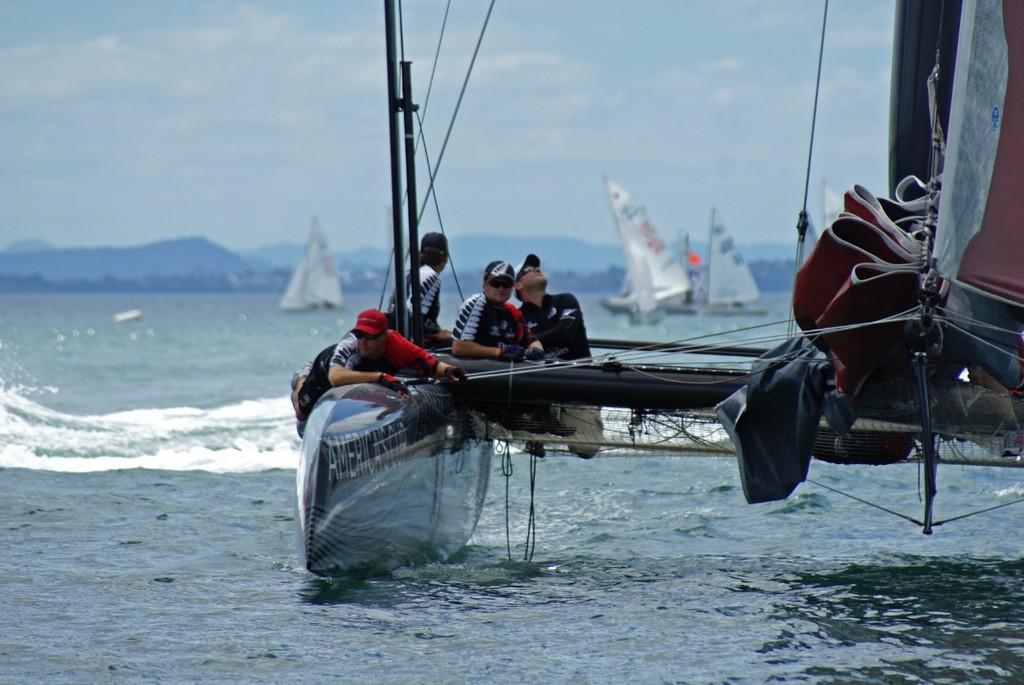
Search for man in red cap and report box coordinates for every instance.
[290,308,466,432]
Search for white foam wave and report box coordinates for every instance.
[0,384,301,473]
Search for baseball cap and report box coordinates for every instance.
[483,260,515,284]
[420,232,448,253]
[352,309,388,335]
[515,253,541,281]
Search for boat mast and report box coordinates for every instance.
[383,0,424,343]
[707,206,716,303]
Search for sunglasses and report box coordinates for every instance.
[487,280,514,289]
[352,330,385,340]
[518,266,536,277]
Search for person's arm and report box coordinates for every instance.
[433,360,466,381]
[452,338,502,358]
[534,295,584,348]
[429,328,453,344]
[533,313,580,348]
[328,366,384,386]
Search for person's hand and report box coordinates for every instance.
[378,373,409,395]
[524,347,545,361]
[497,343,525,361]
[443,365,467,382]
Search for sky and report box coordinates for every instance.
[0,0,896,253]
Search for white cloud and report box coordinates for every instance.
[0,0,896,252]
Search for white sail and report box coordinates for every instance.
[624,239,660,320]
[603,178,691,310]
[279,217,343,311]
[705,208,760,306]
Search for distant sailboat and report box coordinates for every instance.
[704,207,762,309]
[664,208,763,315]
[600,178,692,315]
[279,217,343,311]
[623,236,662,322]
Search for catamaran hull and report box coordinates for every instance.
[441,355,747,410]
[297,383,491,576]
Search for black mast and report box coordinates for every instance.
[383,0,423,344]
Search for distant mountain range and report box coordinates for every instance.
[0,235,799,293]
[243,234,798,271]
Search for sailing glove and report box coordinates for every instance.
[378,373,409,395]
[524,347,546,361]
[444,365,467,382]
[498,343,526,360]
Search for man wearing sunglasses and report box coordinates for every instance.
[514,253,601,458]
[290,309,466,433]
[451,260,545,361]
[514,253,591,361]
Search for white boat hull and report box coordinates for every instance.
[297,383,492,576]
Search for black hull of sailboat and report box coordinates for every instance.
[297,383,492,577]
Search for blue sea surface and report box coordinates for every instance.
[3,292,1024,683]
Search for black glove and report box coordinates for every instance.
[378,373,409,395]
[444,365,467,382]
[497,343,526,361]
[524,347,545,361]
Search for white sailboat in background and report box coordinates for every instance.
[664,207,763,315]
[623,236,662,322]
[703,207,762,310]
[279,217,343,311]
[600,178,692,315]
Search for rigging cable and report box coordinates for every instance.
[501,441,514,560]
[807,477,925,527]
[789,0,829,338]
[808,477,1024,530]
[416,0,496,229]
[404,0,468,301]
[500,439,539,563]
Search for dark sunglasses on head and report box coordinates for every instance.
[488,279,514,289]
[353,330,385,340]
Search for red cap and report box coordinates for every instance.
[352,309,388,335]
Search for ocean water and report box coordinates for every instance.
[4,291,1024,684]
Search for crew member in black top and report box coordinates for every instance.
[452,260,544,361]
[514,253,601,458]
[387,231,453,348]
[514,253,591,360]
